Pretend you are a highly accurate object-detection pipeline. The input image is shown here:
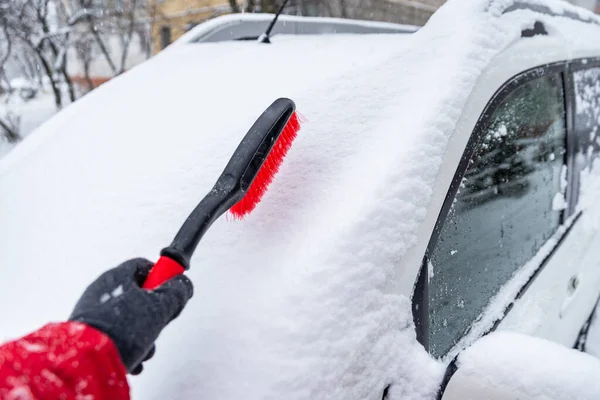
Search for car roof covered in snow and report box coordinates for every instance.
[1,1,600,399]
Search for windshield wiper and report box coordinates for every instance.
[257,0,291,44]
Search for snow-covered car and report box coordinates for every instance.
[7,77,37,100]
[1,0,600,399]
[174,12,417,44]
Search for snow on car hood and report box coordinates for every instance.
[1,1,599,399]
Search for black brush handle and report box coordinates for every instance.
[142,98,295,289]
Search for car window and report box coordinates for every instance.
[427,73,567,358]
[574,66,600,170]
[191,19,413,43]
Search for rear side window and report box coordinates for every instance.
[574,67,600,169]
[427,74,567,358]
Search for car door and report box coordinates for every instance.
[559,59,600,339]
[499,59,600,346]
[414,62,597,360]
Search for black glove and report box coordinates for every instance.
[69,258,193,374]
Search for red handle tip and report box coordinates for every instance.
[142,256,186,290]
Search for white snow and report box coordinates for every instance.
[112,285,124,297]
[100,285,125,303]
[0,0,599,399]
[580,158,600,238]
[18,341,47,353]
[574,67,600,124]
[99,293,111,304]
[493,123,508,138]
[560,164,568,192]
[552,192,567,211]
[451,331,600,399]
[427,260,434,283]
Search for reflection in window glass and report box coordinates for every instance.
[428,74,567,358]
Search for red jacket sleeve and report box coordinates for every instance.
[0,322,130,400]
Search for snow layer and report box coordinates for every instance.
[451,331,600,399]
[1,0,600,399]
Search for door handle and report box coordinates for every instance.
[560,274,582,318]
[568,275,580,294]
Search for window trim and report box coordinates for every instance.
[413,61,575,356]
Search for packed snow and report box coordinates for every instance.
[449,331,600,399]
[552,192,567,210]
[1,0,600,399]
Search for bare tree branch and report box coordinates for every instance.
[77,0,118,75]
[118,0,139,74]
[0,114,21,143]
[0,23,12,68]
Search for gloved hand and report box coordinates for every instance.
[69,258,193,375]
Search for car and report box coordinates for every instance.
[6,77,37,100]
[0,0,600,399]
[175,12,417,44]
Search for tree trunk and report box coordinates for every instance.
[228,0,240,12]
[62,70,76,102]
[260,0,276,13]
[135,27,152,59]
[0,68,10,94]
[0,25,11,68]
[0,117,21,143]
[147,0,160,56]
[60,33,76,102]
[339,0,348,18]
[118,0,139,74]
[37,53,62,108]
[77,0,117,76]
[83,58,94,91]
[90,25,117,75]
[322,0,334,16]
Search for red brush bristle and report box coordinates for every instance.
[229,111,302,219]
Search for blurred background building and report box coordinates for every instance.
[150,0,231,53]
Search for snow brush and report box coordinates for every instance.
[142,98,301,290]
